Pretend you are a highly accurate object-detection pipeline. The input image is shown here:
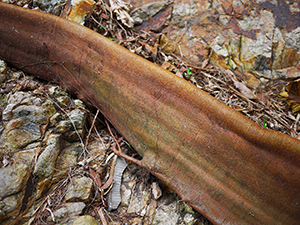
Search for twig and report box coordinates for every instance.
[105,120,142,166]
[85,110,99,147]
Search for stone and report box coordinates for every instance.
[50,112,61,127]
[51,202,86,220]
[56,95,70,107]
[68,108,86,130]
[120,169,137,207]
[184,213,195,225]
[74,99,85,108]
[0,59,6,72]
[55,142,83,173]
[34,134,61,179]
[41,99,57,118]
[0,149,35,221]
[130,0,300,73]
[0,149,35,198]
[152,199,179,225]
[33,0,66,15]
[0,192,23,219]
[127,181,150,216]
[73,215,99,225]
[2,91,32,123]
[64,176,93,201]
[0,73,6,85]
[130,0,172,25]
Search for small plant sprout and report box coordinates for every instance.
[187,67,193,76]
[263,121,267,128]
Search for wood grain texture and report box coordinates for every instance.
[0,3,299,224]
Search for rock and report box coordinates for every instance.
[2,91,32,123]
[33,0,66,15]
[130,0,300,74]
[41,99,57,118]
[34,134,61,179]
[130,0,172,25]
[127,181,150,216]
[56,142,83,173]
[0,73,6,85]
[1,91,50,155]
[0,59,6,73]
[120,169,136,207]
[63,108,86,141]
[152,199,179,225]
[0,149,35,221]
[184,213,195,225]
[56,95,70,107]
[68,108,86,130]
[0,192,23,219]
[51,202,86,221]
[73,215,99,225]
[64,176,93,202]
[74,99,85,108]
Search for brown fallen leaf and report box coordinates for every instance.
[280,78,300,113]
[161,61,176,72]
[89,167,102,188]
[226,69,257,100]
[159,34,180,55]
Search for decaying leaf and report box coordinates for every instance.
[159,34,180,55]
[226,69,257,100]
[89,167,102,187]
[280,78,300,113]
[67,0,95,25]
[109,0,134,28]
[161,61,176,72]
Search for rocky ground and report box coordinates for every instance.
[0,0,300,224]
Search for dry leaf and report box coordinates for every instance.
[226,69,257,100]
[161,61,176,72]
[159,34,180,55]
[89,167,102,187]
[109,0,134,28]
[280,79,300,113]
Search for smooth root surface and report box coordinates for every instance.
[0,3,299,224]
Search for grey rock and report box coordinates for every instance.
[51,202,86,220]
[64,176,93,202]
[56,142,83,172]
[130,0,172,25]
[34,134,61,179]
[67,108,86,130]
[183,213,195,225]
[0,192,23,218]
[127,180,150,216]
[120,168,136,207]
[153,200,179,225]
[33,0,66,15]
[0,163,29,198]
